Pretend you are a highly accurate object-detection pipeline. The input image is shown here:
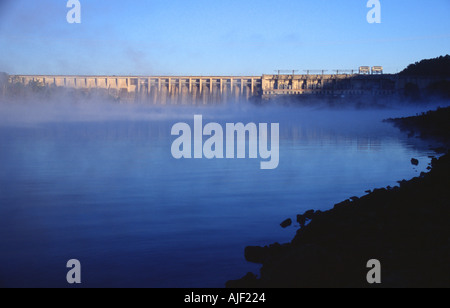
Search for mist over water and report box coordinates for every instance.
[0,97,446,287]
[1,95,448,125]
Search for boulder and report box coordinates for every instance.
[303,210,315,220]
[297,214,307,228]
[280,218,292,228]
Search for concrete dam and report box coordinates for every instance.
[8,73,441,104]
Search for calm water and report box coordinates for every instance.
[0,103,439,287]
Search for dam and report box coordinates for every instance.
[6,71,442,104]
[9,75,261,104]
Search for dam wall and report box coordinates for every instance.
[7,74,445,103]
[9,75,261,104]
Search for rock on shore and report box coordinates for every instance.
[227,153,450,288]
[227,107,450,288]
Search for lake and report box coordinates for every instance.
[0,102,440,287]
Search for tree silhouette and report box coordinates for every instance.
[399,55,450,77]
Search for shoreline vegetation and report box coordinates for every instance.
[227,107,450,288]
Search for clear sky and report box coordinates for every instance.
[0,0,449,76]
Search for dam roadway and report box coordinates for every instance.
[8,73,440,104]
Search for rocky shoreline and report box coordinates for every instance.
[227,107,450,288]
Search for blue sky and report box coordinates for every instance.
[0,0,449,75]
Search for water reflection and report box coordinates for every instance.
[0,105,440,287]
